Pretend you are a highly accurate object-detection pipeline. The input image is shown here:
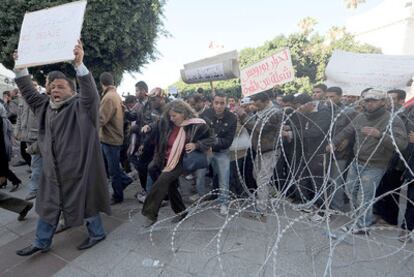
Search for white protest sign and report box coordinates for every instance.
[15,0,87,69]
[183,63,225,83]
[240,48,295,97]
[325,50,414,96]
[180,50,239,84]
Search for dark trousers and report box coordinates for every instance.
[142,163,186,220]
[130,144,155,191]
[5,168,21,185]
[0,192,31,214]
[295,154,325,207]
[403,183,414,231]
[101,143,133,202]
[20,141,31,165]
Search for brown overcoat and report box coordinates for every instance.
[15,73,111,226]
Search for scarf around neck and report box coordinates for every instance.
[49,94,77,110]
[163,118,206,172]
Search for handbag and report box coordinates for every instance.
[183,150,208,172]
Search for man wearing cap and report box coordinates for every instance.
[330,88,408,234]
[130,87,167,203]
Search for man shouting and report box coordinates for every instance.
[13,41,111,256]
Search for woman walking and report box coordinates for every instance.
[142,100,213,226]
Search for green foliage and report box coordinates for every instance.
[170,24,380,97]
[0,0,166,85]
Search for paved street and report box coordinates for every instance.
[1,164,414,277]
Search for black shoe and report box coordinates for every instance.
[18,203,33,221]
[55,223,71,234]
[12,160,27,167]
[142,216,157,228]
[171,213,187,224]
[16,245,49,256]
[77,236,106,250]
[25,191,37,201]
[110,198,123,205]
[9,183,20,193]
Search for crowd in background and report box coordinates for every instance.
[2,45,414,256]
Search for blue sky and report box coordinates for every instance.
[118,0,383,95]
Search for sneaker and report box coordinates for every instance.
[136,191,147,203]
[219,205,228,215]
[340,225,369,235]
[25,191,37,201]
[12,160,26,167]
[399,230,413,243]
[301,207,314,213]
[9,183,20,193]
[189,194,201,202]
[310,212,325,223]
[128,170,139,181]
[185,174,194,180]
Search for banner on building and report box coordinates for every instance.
[180,50,240,84]
[326,50,414,96]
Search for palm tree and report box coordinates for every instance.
[344,0,366,9]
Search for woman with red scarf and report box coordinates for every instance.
[142,100,214,227]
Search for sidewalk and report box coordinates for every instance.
[1,166,414,276]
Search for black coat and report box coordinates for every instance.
[200,108,237,152]
[15,73,111,227]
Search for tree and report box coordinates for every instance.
[0,0,166,85]
[170,19,380,97]
[344,0,366,9]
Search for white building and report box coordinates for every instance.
[347,0,414,55]
[346,0,414,97]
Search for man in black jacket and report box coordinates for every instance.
[195,92,237,215]
[292,94,331,220]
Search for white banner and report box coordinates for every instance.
[15,1,87,69]
[326,50,414,96]
[184,63,225,83]
[240,48,295,97]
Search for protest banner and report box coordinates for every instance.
[326,50,414,96]
[240,48,294,97]
[180,50,240,84]
[15,0,87,69]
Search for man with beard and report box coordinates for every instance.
[330,89,408,234]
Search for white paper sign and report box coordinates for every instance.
[15,1,87,69]
[240,48,295,97]
[184,63,225,83]
[326,50,414,96]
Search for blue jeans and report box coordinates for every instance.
[101,143,133,201]
[29,153,42,193]
[345,161,386,228]
[33,214,105,249]
[196,151,230,204]
[329,159,348,211]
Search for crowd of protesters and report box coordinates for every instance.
[1,43,414,257]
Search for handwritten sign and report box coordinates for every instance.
[240,48,295,97]
[15,1,87,69]
[326,50,414,96]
